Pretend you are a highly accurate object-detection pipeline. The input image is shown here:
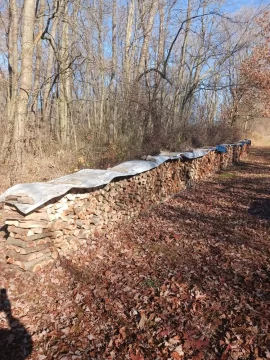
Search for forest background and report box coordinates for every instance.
[0,0,269,191]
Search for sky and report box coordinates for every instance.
[223,0,270,13]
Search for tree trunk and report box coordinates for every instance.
[124,0,135,84]
[97,0,104,134]
[33,0,45,147]
[1,0,19,160]
[137,0,157,76]
[58,3,70,145]
[13,0,36,165]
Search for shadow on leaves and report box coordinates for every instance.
[0,288,33,360]
[249,199,270,219]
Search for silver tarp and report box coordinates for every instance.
[0,148,213,214]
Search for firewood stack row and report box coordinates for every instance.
[220,146,234,169]
[3,206,58,271]
[2,143,250,272]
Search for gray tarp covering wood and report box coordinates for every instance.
[0,141,250,215]
[0,150,210,214]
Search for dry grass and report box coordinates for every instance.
[246,118,270,147]
[0,121,244,194]
[248,131,270,147]
[0,150,77,193]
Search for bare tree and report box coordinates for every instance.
[0,0,266,179]
[13,0,36,165]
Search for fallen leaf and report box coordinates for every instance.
[138,311,147,329]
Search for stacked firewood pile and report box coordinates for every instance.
[1,143,250,272]
[3,207,57,271]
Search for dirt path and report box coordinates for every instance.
[0,147,270,360]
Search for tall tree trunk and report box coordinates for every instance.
[109,0,117,143]
[111,0,117,83]
[13,0,36,165]
[43,0,59,135]
[137,0,157,76]
[157,0,165,66]
[58,3,70,145]
[172,0,191,128]
[124,0,134,84]
[97,0,104,134]
[33,0,45,147]
[2,0,19,160]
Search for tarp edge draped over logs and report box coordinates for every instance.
[0,140,251,214]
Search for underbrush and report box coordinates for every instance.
[0,121,242,193]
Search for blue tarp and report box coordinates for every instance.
[216,145,227,153]
[238,139,252,147]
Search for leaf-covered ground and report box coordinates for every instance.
[0,147,270,360]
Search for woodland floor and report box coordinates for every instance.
[0,147,270,360]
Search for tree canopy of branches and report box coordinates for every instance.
[0,0,268,176]
[240,12,270,118]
